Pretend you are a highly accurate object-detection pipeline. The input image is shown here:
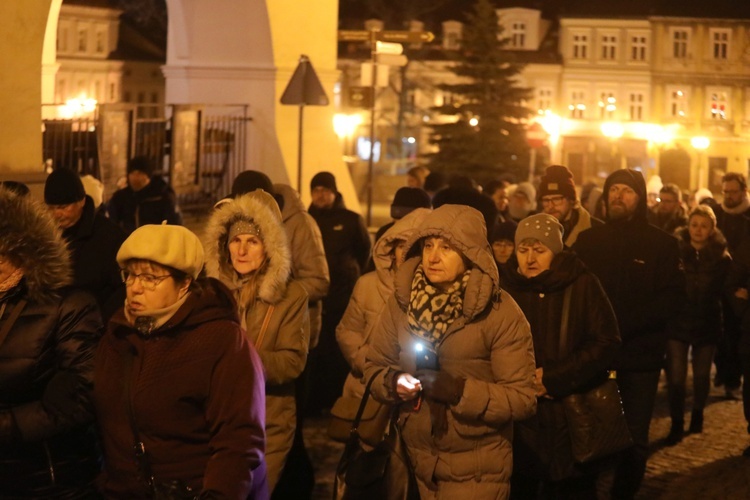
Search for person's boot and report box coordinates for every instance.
[665,420,684,446]
[688,410,704,434]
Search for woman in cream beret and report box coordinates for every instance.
[93,223,269,499]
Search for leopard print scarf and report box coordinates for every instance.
[407,263,471,346]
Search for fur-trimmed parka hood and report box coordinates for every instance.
[372,208,431,283]
[204,189,292,304]
[0,187,72,302]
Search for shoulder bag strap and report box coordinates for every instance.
[0,299,27,348]
[351,368,386,434]
[121,347,156,489]
[254,305,275,348]
[558,286,573,356]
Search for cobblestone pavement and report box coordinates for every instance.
[303,371,750,500]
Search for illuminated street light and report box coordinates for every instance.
[691,136,710,151]
[59,94,97,119]
[469,117,479,127]
[333,113,363,139]
[601,121,624,139]
[691,136,710,189]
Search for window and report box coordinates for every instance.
[57,28,68,52]
[709,90,729,120]
[601,35,617,60]
[109,83,117,102]
[57,80,66,103]
[668,87,688,118]
[569,91,586,119]
[711,29,730,60]
[630,35,647,61]
[629,92,644,120]
[572,34,589,59]
[537,88,553,113]
[78,29,87,52]
[96,32,105,53]
[511,22,526,48]
[672,29,689,59]
[599,92,617,119]
[123,91,131,103]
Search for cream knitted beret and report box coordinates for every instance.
[117,224,204,278]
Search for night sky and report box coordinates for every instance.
[339,0,750,27]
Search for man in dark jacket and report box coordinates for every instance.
[108,156,182,235]
[573,169,686,500]
[44,168,125,321]
[713,172,750,398]
[647,183,688,235]
[307,171,371,413]
[537,164,603,246]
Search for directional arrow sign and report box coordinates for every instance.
[379,31,435,43]
[338,30,435,44]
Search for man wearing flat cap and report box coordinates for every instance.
[45,168,125,321]
[574,168,686,500]
[307,171,371,415]
[108,156,182,236]
[537,164,602,247]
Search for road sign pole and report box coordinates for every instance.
[366,29,378,227]
[297,104,304,193]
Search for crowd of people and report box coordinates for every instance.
[1,157,750,499]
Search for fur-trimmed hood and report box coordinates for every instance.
[204,189,292,304]
[0,187,72,302]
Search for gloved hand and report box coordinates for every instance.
[415,369,465,406]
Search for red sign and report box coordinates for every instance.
[526,122,548,149]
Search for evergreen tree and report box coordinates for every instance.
[423,0,533,183]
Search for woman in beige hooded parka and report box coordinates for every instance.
[364,204,537,499]
[204,190,309,493]
[336,208,431,398]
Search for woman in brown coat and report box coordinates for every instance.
[364,204,537,499]
[204,189,309,493]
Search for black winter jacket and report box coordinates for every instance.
[309,194,371,313]
[668,227,731,345]
[0,284,102,495]
[62,196,126,321]
[573,169,686,371]
[108,175,182,235]
[501,251,620,481]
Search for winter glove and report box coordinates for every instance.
[415,369,465,406]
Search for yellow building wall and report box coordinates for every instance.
[0,1,53,176]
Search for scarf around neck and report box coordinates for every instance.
[407,263,471,346]
[722,194,750,215]
[124,292,191,335]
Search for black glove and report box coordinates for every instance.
[415,369,465,406]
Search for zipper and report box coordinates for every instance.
[43,440,56,485]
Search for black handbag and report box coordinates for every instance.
[328,369,392,447]
[333,371,420,500]
[558,285,633,464]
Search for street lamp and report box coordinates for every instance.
[333,113,363,156]
[601,121,625,170]
[691,136,710,189]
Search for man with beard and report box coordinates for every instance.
[714,173,750,398]
[574,169,685,500]
[537,164,602,246]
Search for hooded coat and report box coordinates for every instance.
[500,251,620,481]
[94,278,268,499]
[204,190,309,492]
[669,226,731,345]
[364,205,537,499]
[274,183,329,348]
[573,169,686,371]
[336,209,430,398]
[108,175,183,235]
[0,189,102,495]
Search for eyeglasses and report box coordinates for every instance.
[540,195,567,206]
[120,270,173,290]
